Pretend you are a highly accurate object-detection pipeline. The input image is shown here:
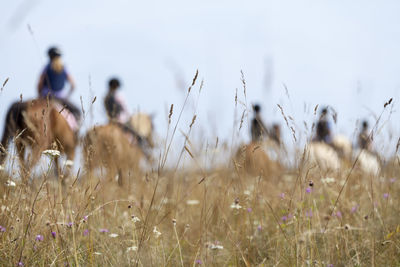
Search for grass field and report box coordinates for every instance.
[0,77,399,266]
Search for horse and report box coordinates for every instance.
[83,113,153,186]
[0,99,78,180]
[234,140,283,177]
[304,135,381,176]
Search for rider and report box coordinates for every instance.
[358,120,371,151]
[251,104,268,142]
[37,46,81,120]
[104,78,142,143]
[314,107,332,144]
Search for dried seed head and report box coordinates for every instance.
[172,218,177,225]
[309,180,314,187]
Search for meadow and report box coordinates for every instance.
[0,75,399,267]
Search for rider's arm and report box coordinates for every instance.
[66,73,76,98]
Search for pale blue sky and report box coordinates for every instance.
[1,0,400,156]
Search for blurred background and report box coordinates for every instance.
[1,0,400,159]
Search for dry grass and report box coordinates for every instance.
[0,74,399,266]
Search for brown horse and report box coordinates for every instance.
[0,99,78,180]
[83,113,153,186]
[234,141,282,177]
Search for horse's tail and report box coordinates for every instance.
[0,101,28,164]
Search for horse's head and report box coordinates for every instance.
[128,113,154,148]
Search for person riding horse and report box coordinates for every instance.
[104,78,142,144]
[251,104,268,142]
[358,120,372,151]
[37,47,81,121]
[314,108,332,144]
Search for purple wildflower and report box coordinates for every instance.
[247,207,252,213]
[351,205,358,213]
[336,211,342,218]
[257,225,262,231]
[99,228,109,233]
[18,261,24,266]
[281,215,288,222]
[306,187,312,194]
[67,222,73,228]
[0,226,6,232]
[35,234,44,242]
[383,193,389,199]
[305,209,313,218]
[83,229,89,236]
[51,231,56,239]
[279,192,285,199]
[195,259,202,265]
[390,178,396,183]
[83,215,88,221]
[327,264,333,267]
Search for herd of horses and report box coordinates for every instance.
[0,98,385,186]
[0,98,153,185]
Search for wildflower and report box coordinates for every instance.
[126,246,138,252]
[306,187,312,194]
[305,209,313,218]
[51,231,56,239]
[109,233,119,238]
[279,192,285,199]
[99,228,109,233]
[35,235,44,241]
[209,244,224,250]
[383,193,389,199]
[351,205,358,213]
[390,178,396,183]
[0,226,6,232]
[67,222,73,228]
[327,264,334,267]
[5,180,16,187]
[336,211,342,218]
[247,207,252,213]
[257,225,262,231]
[195,259,202,265]
[64,160,73,167]
[131,215,140,223]
[153,226,161,238]
[83,229,89,236]
[321,177,335,184]
[18,261,24,266]
[42,149,60,157]
[186,199,200,205]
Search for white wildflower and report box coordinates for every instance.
[65,160,74,167]
[153,226,161,238]
[209,244,224,250]
[321,177,335,184]
[230,203,242,210]
[126,246,138,252]
[131,215,140,223]
[109,233,119,238]
[5,180,16,187]
[186,199,200,205]
[42,149,60,157]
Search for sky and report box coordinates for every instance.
[1,0,400,161]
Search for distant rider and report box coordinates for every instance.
[358,120,372,151]
[251,104,268,142]
[37,46,81,120]
[314,108,332,144]
[104,78,142,144]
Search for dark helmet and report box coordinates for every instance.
[48,46,62,59]
[253,104,261,113]
[362,120,369,129]
[108,78,121,89]
[321,107,328,115]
